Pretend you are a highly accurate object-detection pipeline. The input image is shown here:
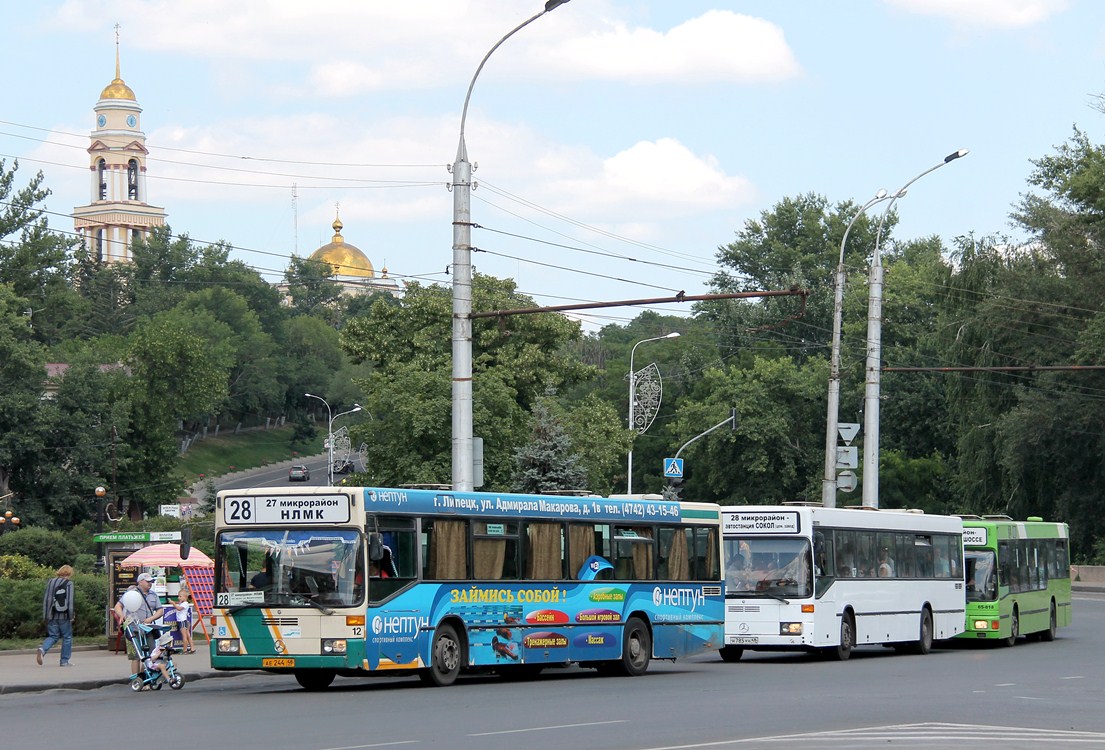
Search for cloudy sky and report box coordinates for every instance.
[3,0,1103,329]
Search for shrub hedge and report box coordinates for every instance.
[0,571,109,638]
[0,528,80,570]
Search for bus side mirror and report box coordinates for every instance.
[180,528,192,561]
[368,532,383,562]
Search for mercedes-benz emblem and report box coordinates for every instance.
[274,640,286,654]
[738,622,750,634]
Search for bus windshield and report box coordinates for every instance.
[965,549,997,602]
[218,529,364,608]
[723,537,811,598]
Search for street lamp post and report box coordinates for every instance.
[627,332,680,495]
[451,0,571,492]
[822,190,889,507]
[862,149,969,509]
[94,486,106,569]
[305,393,362,485]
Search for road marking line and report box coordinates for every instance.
[317,742,419,750]
[469,720,628,736]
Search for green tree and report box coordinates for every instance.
[511,398,587,493]
[284,256,342,320]
[123,307,234,514]
[0,284,47,500]
[341,275,592,488]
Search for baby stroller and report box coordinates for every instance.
[124,619,185,692]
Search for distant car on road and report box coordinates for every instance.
[288,465,310,482]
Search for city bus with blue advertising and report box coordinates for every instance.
[720,505,965,661]
[209,486,724,689]
[957,515,1071,645]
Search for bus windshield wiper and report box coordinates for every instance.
[283,592,334,615]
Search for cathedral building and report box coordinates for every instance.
[305,213,401,297]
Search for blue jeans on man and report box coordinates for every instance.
[40,619,73,665]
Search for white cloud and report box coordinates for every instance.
[883,0,1069,29]
[53,2,800,94]
[541,10,802,84]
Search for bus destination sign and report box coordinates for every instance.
[722,510,801,535]
[223,494,351,525]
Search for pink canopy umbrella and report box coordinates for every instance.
[119,543,213,569]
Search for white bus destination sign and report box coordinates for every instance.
[223,494,351,525]
[963,527,988,547]
[723,510,801,535]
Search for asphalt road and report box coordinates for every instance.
[4,591,1103,749]
[217,455,336,490]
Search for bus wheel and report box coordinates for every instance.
[1040,602,1058,642]
[1004,608,1019,647]
[914,608,933,655]
[719,646,744,663]
[295,670,335,691]
[832,612,855,661]
[423,623,462,687]
[618,617,651,676]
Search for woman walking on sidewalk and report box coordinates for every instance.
[37,564,75,667]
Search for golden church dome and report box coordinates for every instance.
[100,77,136,100]
[308,217,375,278]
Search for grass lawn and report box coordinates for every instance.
[176,426,322,486]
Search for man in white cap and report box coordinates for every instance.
[113,572,165,681]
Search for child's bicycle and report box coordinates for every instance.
[124,620,185,692]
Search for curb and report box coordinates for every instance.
[0,669,260,696]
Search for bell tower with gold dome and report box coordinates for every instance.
[73,29,166,264]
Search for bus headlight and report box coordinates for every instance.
[973,620,990,630]
[322,639,347,654]
[780,622,803,635]
[216,639,241,654]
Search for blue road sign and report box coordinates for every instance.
[663,458,684,479]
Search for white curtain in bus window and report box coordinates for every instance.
[426,520,468,580]
[526,523,564,580]
[569,524,596,579]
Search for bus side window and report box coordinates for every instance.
[525,522,565,580]
[423,519,468,580]
[473,521,519,580]
[856,531,876,578]
[613,526,653,580]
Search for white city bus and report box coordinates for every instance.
[720,505,964,661]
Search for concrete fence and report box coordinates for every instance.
[1072,565,1105,585]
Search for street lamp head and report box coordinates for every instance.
[663,332,681,339]
[874,189,888,199]
[95,486,106,498]
[545,0,571,11]
[945,148,969,163]
[352,404,363,412]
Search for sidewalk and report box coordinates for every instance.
[0,643,262,695]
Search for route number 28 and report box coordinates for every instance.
[227,498,254,523]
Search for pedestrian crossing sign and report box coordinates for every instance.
[663,458,684,479]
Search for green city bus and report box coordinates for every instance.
[957,515,1071,644]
